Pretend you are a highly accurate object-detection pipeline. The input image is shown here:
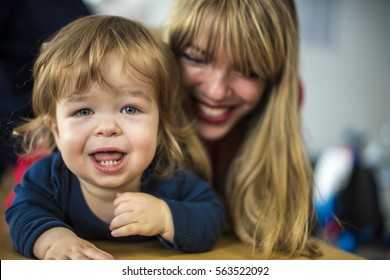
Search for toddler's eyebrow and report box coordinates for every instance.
[63,89,153,104]
[123,89,153,103]
[63,94,86,103]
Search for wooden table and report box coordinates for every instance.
[0,210,364,260]
[0,176,363,260]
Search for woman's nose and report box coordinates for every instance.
[202,68,231,101]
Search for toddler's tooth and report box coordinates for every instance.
[99,160,120,166]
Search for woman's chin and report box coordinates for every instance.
[195,122,232,141]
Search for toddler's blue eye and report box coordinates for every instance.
[76,108,92,116]
[122,106,138,114]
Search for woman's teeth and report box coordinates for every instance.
[199,103,228,117]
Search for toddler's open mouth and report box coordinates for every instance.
[92,151,124,166]
[89,150,127,174]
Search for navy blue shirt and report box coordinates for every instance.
[5,152,225,258]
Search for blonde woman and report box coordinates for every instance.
[164,0,320,258]
[5,15,224,259]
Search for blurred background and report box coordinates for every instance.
[298,0,390,259]
[1,0,389,259]
[85,0,390,260]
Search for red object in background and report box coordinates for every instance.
[4,155,47,209]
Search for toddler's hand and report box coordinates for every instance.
[110,192,174,242]
[33,227,114,260]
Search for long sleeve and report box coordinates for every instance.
[144,171,225,252]
[5,153,225,257]
[5,155,73,258]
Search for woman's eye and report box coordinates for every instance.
[121,106,138,115]
[181,52,205,64]
[76,108,92,116]
[234,70,260,80]
[246,71,260,79]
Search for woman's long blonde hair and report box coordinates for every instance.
[164,0,320,258]
[13,15,211,181]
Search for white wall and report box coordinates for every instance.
[83,0,172,28]
[298,0,390,157]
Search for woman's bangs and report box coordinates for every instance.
[188,6,275,81]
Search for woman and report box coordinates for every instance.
[163,0,320,258]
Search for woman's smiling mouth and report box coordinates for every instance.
[195,100,233,124]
